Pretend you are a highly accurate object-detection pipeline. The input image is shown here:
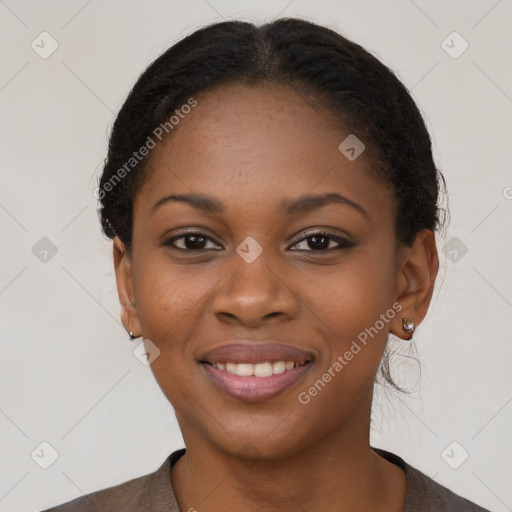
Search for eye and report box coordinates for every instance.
[163,229,354,253]
[164,232,222,252]
[290,231,354,252]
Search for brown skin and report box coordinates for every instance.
[113,83,439,511]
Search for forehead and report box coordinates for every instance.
[135,83,395,225]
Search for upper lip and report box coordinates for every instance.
[200,342,315,364]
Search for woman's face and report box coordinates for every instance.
[115,83,434,459]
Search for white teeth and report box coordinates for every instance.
[236,363,254,377]
[214,361,301,376]
[254,362,273,377]
[272,361,286,375]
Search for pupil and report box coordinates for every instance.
[309,235,328,250]
[186,235,205,249]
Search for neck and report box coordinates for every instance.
[171,406,406,512]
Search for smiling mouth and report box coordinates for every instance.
[199,342,314,402]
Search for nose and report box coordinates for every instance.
[212,251,299,328]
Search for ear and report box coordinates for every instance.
[391,229,439,340]
[113,236,141,337]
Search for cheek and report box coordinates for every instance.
[131,261,208,408]
[133,250,212,325]
[131,255,216,375]
[303,249,396,341]
[298,248,397,396]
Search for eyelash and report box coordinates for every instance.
[163,230,354,253]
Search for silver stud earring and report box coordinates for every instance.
[128,331,138,341]
[402,318,415,336]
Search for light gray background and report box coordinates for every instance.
[1,1,511,511]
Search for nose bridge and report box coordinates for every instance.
[212,241,297,325]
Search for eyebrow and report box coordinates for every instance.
[151,192,369,220]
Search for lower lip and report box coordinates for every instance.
[202,362,312,402]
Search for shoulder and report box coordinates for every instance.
[405,464,492,512]
[39,450,184,512]
[39,472,153,512]
[405,463,491,511]
[374,448,492,512]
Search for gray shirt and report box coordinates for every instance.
[41,448,492,511]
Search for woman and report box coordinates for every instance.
[42,17,491,512]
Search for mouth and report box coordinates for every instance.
[199,343,314,402]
